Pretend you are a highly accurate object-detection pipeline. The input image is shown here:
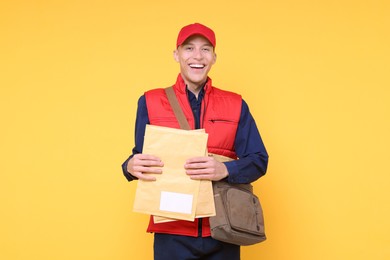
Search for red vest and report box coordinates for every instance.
[144,74,242,237]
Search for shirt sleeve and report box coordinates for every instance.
[224,100,269,184]
[121,95,149,181]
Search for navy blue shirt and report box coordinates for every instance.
[122,89,268,184]
[186,87,204,129]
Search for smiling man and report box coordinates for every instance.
[173,25,216,97]
[122,23,268,260]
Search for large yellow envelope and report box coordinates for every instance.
[133,125,209,221]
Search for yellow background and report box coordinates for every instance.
[1,0,389,259]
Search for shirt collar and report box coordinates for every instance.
[175,74,212,96]
[186,84,205,102]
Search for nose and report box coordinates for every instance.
[193,48,203,59]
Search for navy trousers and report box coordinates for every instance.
[154,233,240,260]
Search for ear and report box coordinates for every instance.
[212,52,217,65]
[173,49,179,62]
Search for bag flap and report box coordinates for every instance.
[225,188,264,236]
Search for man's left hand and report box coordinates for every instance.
[184,156,228,181]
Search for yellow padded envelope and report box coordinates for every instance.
[133,125,209,221]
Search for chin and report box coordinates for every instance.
[189,75,207,83]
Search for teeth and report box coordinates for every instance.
[190,64,205,68]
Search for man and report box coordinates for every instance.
[122,23,268,260]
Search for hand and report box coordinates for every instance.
[127,154,164,181]
[184,156,229,181]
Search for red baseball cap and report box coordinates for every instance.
[176,23,216,48]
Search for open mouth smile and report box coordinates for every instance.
[189,64,206,69]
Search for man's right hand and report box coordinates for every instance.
[127,154,164,181]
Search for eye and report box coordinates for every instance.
[185,46,194,51]
[202,47,211,52]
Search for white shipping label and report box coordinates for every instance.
[159,191,193,214]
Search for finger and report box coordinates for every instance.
[134,157,164,167]
[184,161,212,170]
[185,156,210,164]
[186,168,213,175]
[135,154,163,163]
[134,166,163,174]
[134,172,157,181]
[188,173,215,181]
[135,159,164,167]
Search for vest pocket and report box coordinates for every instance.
[209,119,237,124]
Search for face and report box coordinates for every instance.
[174,35,217,92]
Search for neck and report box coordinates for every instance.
[186,81,206,98]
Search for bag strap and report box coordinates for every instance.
[164,86,191,130]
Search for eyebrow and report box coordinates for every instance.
[182,42,213,48]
